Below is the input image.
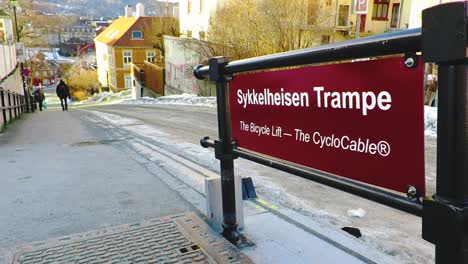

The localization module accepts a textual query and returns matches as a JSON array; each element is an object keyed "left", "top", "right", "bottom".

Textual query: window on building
[
  {"left": 321, "top": 35, "right": 330, "bottom": 45},
  {"left": 337, "top": 5, "right": 350, "bottom": 26},
  {"left": 123, "top": 50, "right": 132, "bottom": 65},
  {"left": 199, "top": 31, "right": 206, "bottom": 40},
  {"left": 372, "top": 0, "right": 390, "bottom": 20},
  {"left": 124, "top": 74, "right": 132, "bottom": 89},
  {"left": 390, "top": 3, "right": 400, "bottom": 28},
  {"left": 199, "top": 0, "right": 204, "bottom": 13},
  {"left": 188, "top": 0, "right": 192, "bottom": 14},
  {"left": 132, "top": 31, "right": 143, "bottom": 39},
  {"left": 187, "top": 30, "right": 192, "bottom": 38},
  {"left": 146, "top": 50, "right": 156, "bottom": 62},
  {"left": 307, "top": 1, "right": 317, "bottom": 24}
]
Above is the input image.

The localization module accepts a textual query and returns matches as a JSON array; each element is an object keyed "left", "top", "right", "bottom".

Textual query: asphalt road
[{"left": 82, "top": 103, "right": 437, "bottom": 264}]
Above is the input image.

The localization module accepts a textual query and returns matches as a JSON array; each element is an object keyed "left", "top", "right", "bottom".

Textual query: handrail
[
  {"left": 0, "top": 87, "right": 26, "bottom": 130},
  {"left": 200, "top": 137, "right": 423, "bottom": 216},
  {"left": 194, "top": 28, "right": 421, "bottom": 80}
]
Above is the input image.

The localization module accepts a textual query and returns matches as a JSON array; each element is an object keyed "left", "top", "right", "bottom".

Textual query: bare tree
[
  {"left": 143, "top": 17, "right": 179, "bottom": 63},
  {"left": 206, "top": 0, "right": 333, "bottom": 59},
  {"left": 0, "top": 0, "right": 75, "bottom": 46}
]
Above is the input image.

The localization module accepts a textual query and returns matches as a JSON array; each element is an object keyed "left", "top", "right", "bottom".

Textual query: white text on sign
[{"left": 236, "top": 87, "right": 392, "bottom": 116}]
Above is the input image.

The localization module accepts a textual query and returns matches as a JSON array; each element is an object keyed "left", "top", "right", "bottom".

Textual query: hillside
[{"left": 34, "top": 0, "right": 177, "bottom": 19}]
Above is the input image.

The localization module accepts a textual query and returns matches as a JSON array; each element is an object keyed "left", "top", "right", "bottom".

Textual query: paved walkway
[{"left": 0, "top": 107, "right": 396, "bottom": 264}]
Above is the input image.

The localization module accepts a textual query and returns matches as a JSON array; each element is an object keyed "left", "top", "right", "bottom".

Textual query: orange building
[{"left": 94, "top": 4, "right": 178, "bottom": 91}]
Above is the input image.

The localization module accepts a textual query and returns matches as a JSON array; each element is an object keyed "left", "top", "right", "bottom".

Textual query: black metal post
[
  {"left": 17, "top": 94, "right": 21, "bottom": 114},
  {"left": 13, "top": 93, "right": 17, "bottom": 118},
  {"left": 19, "top": 94, "right": 23, "bottom": 114},
  {"left": 0, "top": 89, "right": 6, "bottom": 127},
  {"left": 208, "top": 57, "right": 239, "bottom": 243},
  {"left": 7, "top": 92, "right": 12, "bottom": 122},
  {"left": 140, "top": 69, "right": 145, "bottom": 98},
  {"left": 12, "top": 4, "right": 30, "bottom": 113},
  {"left": 421, "top": 2, "right": 468, "bottom": 264},
  {"left": 17, "top": 94, "right": 20, "bottom": 114}
]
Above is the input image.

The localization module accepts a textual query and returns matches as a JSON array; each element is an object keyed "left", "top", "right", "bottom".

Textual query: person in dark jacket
[
  {"left": 33, "top": 85, "right": 45, "bottom": 111},
  {"left": 56, "top": 79, "right": 70, "bottom": 111}
]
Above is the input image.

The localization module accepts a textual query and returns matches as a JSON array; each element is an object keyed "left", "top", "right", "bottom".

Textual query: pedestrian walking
[
  {"left": 56, "top": 80, "right": 70, "bottom": 111},
  {"left": 33, "top": 85, "right": 45, "bottom": 111}
]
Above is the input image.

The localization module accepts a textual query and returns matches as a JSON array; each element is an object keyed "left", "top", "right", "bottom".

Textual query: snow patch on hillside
[
  {"left": 121, "top": 94, "right": 217, "bottom": 108},
  {"left": 73, "top": 90, "right": 131, "bottom": 105},
  {"left": 123, "top": 95, "right": 439, "bottom": 137}
]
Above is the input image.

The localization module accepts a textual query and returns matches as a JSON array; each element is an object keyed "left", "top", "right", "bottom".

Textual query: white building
[
  {"left": 178, "top": 0, "right": 226, "bottom": 40},
  {"left": 0, "top": 10, "right": 25, "bottom": 129}
]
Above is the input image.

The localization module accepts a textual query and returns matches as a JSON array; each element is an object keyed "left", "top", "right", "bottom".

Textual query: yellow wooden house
[{"left": 95, "top": 4, "right": 178, "bottom": 91}]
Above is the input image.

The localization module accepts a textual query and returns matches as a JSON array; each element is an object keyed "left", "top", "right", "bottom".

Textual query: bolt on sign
[{"left": 230, "top": 56, "right": 425, "bottom": 196}]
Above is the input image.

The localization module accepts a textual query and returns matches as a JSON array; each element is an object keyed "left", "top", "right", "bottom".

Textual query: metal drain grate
[{"left": 4, "top": 213, "right": 253, "bottom": 264}]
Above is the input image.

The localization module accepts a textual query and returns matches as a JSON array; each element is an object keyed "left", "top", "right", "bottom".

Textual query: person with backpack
[
  {"left": 32, "top": 85, "right": 45, "bottom": 111},
  {"left": 56, "top": 79, "right": 70, "bottom": 111}
]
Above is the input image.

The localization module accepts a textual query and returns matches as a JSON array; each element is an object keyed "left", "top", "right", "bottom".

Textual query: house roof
[
  {"left": 95, "top": 16, "right": 178, "bottom": 47},
  {"left": 94, "top": 16, "right": 138, "bottom": 46}
]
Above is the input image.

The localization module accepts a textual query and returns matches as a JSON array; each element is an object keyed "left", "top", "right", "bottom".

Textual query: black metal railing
[
  {"left": 194, "top": 28, "right": 421, "bottom": 80},
  {"left": 0, "top": 87, "right": 26, "bottom": 131},
  {"left": 194, "top": 2, "right": 468, "bottom": 263}
]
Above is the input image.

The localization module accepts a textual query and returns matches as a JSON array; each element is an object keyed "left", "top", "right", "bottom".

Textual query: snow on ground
[
  {"left": 121, "top": 94, "right": 217, "bottom": 108},
  {"left": 26, "top": 48, "right": 76, "bottom": 64},
  {"left": 122, "top": 94, "right": 439, "bottom": 137},
  {"left": 85, "top": 108, "right": 431, "bottom": 264},
  {"left": 72, "top": 90, "right": 132, "bottom": 105},
  {"left": 347, "top": 208, "right": 367, "bottom": 218},
  {"left": 78, "top": 90, "right": 439, "bottom": 137}
]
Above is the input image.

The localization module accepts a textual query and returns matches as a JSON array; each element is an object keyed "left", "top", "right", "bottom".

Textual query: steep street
[{"left": 79, "top": 103, "right": 437, "bottom": 264}]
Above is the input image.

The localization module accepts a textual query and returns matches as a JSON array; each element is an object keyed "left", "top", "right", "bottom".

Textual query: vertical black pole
[
  {"left": 209, "top": 57, "right": 239, "bottom": 243},
  {"left": 7, "top": 92, "right": 12, "bottom": 122},
  {"left": 13, "top": 93, "right": 17, "bottom": 118},
  {"left": 19, "top": 94, "right": 23, "bottom": 114},
  {"left": 140, "top": 69, "right": 145, "bottom": 98},
  {"left": 17, "top": 94, "right": 20, "bottom": 115},
  {"left": 421, "top": 2, "right": 468, "bottom": 264},
  {"left": 0, "top": 89, "right": 6, "bottom": 127}
]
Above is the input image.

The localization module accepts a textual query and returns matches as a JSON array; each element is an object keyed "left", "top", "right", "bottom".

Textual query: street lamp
[{"left": 11, "top": 0, "right": 31, "bottom": 112}]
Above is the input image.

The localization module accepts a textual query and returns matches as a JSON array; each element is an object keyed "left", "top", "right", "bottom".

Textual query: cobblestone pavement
[{"left": 3, "top": 213, "right": 252, "bottom": 264}]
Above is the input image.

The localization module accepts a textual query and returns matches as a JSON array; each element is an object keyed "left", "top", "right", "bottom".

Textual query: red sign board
[
  {"left": 230, "top": 56, "right": 425, "bottom": 195},
  {"left": 354, "top": 0, "right": 368, "bottom": 14}
]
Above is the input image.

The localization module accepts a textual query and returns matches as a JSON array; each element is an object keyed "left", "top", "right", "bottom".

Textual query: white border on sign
[{"left": 353, "top": 0, "right": 368, "bottom": 14}]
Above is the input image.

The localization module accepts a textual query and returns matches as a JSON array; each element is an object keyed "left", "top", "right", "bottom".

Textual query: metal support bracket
[
  {"left": 422, "top": 197, "right": 468, "bottom": 250},
  {"left": 214, "top": 140, "right": 238, "bottom": 161},
  {"left": 209, "top": 57, "right": 230, "bottom": 82}
]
